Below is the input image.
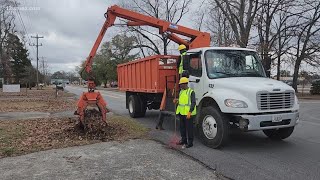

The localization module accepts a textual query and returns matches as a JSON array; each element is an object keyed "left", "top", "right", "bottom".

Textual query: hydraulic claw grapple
[{"left": 75, "top": 80, "right": 107, "bottom": 128}]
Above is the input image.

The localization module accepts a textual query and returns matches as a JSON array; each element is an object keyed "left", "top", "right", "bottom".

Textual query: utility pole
[
  {"left": 30, "top": 34, "right": 44, "bottom": 90},
  {"left": 40, "top": 57, "right": 47, "bottom": 86}
]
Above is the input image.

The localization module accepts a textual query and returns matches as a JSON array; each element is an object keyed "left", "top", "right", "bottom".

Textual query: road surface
[{"left": 67, "top": 86, "right": 320, "bottom": 180}]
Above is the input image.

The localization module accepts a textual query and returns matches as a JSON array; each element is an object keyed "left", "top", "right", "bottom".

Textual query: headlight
[{"left": 224, "top": 99, "right": 248, "bottom": 108}]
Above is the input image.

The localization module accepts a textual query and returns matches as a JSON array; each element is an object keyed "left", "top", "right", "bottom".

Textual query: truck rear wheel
[
  {"left": 263, "top": 127, "right": 294, "bottom": 140},
  {"left": 128, "top": 95, "right": 146, "bottom": 118},
  {"left": 128, "top": 95, "right": 141, "bottom": 118},
  {"left": 198, "top": 106, "right": 229, "bottom": 148}
]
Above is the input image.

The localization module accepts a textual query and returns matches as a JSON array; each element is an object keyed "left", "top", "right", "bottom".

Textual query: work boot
[
  {"left": 182, "top": 144, "right": 193, "bottom": 149},
  {"left": 186, "top": 144, "right": 193, "bottom": 148},
  {"left": 176, "top": 140, "right": 186, "bottom": 145},
  {"left": 155, "top": 124, "right": 165, "bottom": 130}
]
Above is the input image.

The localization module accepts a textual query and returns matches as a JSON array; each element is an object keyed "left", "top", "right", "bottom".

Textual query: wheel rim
[
  {"left": 202, "top": 115, "right": 218, "bottom": 139},
  {"left": 129, "top": 99, "right": 134, "bottom": 113}
]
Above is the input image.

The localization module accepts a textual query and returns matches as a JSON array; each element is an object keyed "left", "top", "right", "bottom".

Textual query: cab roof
[{"left": 188, "top": 46, "right": 257, "bottom": 53}]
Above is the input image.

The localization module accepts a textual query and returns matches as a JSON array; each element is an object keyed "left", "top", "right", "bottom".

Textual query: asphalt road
[{"left": 67, "top": 86, "right": 320, "bottom": 180}]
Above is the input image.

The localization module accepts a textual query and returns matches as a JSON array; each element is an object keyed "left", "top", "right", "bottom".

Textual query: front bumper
[{"left": 237, "top": 111, "right": 299, "bottom": 131}]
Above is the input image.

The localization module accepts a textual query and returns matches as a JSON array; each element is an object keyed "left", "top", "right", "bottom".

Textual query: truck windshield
[{"left": 205, "top": 50, "right": 266, "bottom": 79}]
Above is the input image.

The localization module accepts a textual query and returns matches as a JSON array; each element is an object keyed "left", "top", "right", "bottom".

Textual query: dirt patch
[
  {"left": 0, "top": 115, "right": 148, "bottom": 158},
  {"left": 0, "top": 87, "right": 77, "bottom": 112},
  {"left": 0, "top": 87, "right": 75, "bottom": 98}
]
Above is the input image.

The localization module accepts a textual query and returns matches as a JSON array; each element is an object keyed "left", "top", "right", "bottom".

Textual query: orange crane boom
[
  {"left": 76, "top": 5, "right": 210, "bottom": 127},
  {"left": 83, "top": 5, "right": 211, "bottom": 75}
]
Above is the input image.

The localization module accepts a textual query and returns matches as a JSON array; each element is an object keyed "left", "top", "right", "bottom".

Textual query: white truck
[
  {"left": 119, "top": 47, "right": 299, "bottom": 148},
  {"left": 182, "top": 47, "right": 299, "bottom": 148}
]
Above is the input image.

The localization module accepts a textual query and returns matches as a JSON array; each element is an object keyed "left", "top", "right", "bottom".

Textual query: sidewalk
[{"left": 0, "top": 139, "right": 218, "bottom": 180}]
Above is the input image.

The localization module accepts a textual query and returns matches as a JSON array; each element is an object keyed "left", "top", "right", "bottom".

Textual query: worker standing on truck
[
  {"left": 156, "top": 45, "right": 189, "bottom": 130},
  {"left": 177, "top": 44, "right": 188, "bottom": 77},
  {"left": 174, "top": 77, "right": 196, "bottom": 148}
]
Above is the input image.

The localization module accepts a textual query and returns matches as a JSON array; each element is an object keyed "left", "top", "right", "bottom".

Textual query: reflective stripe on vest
[
  {"left": 179, "top": 51, "right": 187, "bottom": 74},
  {"left": 176, "top": 88, "right": 197, "bottom": 115}
]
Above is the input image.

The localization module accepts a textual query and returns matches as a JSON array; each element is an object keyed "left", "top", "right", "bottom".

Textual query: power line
[{"left": 13, "top": 1, "right": 37, "bottom": 57}]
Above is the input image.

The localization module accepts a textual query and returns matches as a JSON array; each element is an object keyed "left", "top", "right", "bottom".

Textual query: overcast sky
[
  {"left": 12, "top": 0, "right": 320, "bottom": 75},
  {"left": 14, "top": 0, "right": 121, "bottom": 73},
  {"left": 13, "top": 0, "right": 198, "bottom": 74}
]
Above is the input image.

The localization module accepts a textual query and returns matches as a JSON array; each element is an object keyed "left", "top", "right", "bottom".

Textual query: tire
[
  {"left": 263, "top": 127, "right": 294, "bottom": 140},
  {"left": 198, "top": 106, "right": 229, "bottom": 148},
  {"left": 128, "top": 95, "right": 141, "bottom": 118}
]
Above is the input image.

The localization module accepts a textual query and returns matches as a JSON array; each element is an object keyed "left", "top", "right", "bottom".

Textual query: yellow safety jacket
[
  {"left": 179, "top": 51, "right": 187, "bottom": 74},
  {"left": 176, "top": 88, "right": 197, "bottom": 115}
]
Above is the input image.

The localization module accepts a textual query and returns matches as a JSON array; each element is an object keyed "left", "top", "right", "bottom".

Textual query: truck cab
[{"left": 184, "top": 47, "right": 299, "bottom": 148}]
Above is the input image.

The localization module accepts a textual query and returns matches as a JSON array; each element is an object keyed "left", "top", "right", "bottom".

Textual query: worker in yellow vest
[
  {"left": 174, "top": 77, "right": 196, "bottom": 148},
  {"left": 177, "top": 44, "right": 188, "bottom": 77}
]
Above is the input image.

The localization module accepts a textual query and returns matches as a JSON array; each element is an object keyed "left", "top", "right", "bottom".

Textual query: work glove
[
  {"left": 173, "top": 99, "right": 178, "bottom": 104},
  {"left": 186, "top": 112, "right": 191, "bottom": 119}
]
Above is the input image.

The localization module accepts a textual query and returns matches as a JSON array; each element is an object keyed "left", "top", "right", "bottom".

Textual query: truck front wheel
[
  {"left": 263, "top": 127, "right": 294, "bottom": 140},
  {"left": 198, "top": 106, "right": 229, "bottom": 148}
]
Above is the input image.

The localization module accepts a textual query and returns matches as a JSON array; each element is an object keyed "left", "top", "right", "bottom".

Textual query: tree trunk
[
  {"left": 276, "top": 55, "right": 281, "bottom": 80},
  {"left": 292, "top": 59, "right": 301, "bottom": 92},
  {"left": 263, "top": 53, "right": 271, "bottom": 78}
]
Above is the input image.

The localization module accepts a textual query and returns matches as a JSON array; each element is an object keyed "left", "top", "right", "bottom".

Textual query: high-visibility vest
[
  {"left": 176, "top": 88, "right": 197, "bottom": 115},
  {"left": 179, "top": 51, "right": 187, "bottom": 74}
]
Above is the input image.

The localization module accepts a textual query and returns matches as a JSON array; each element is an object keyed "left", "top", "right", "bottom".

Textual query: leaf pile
[{"left": 0, "top": 115, "right": 148, "bottom": 158}]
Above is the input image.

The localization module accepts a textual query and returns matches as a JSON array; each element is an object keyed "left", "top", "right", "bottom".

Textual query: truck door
[{"left": 187, "top": 54, "right": 204, "bottom": 104}]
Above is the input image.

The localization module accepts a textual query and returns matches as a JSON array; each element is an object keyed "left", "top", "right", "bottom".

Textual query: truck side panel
[{"left": 117, "top": 55, "right": 178, "bottom": 93}]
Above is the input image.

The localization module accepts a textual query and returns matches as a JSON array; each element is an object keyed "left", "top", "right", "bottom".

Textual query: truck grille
[{"left": 257, "top": 91, "right": 294, "bottom": 110}]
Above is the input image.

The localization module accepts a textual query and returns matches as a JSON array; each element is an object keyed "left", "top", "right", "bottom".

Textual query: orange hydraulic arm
[
  {"left": 77, "top": 5, "right": 211, "bottom": 126},
  {"left": 83, "top": 5, "right": 211, "bottom": 75}
]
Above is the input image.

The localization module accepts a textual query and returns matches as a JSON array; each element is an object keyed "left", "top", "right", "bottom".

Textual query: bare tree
[
  {"left": 271, "top": 1, "right": 300, "bottom": 80},
  {"left": 209, "top": 0, "right": 261, "bottom": 48},
  {"left": 291, "top": 1, "right": 320, "bottom": 92},
  {"left": 255, "top": 0, "right": 298, "bottom": 77},
  {"left": 0, "top": 0, "right": 16, "bottom": 83},
  {"left": 120, "top": 0, "right": 192, "bottom": 55},
  {"left": 201, "top": 2, "right": 236, "bottom": 46}
]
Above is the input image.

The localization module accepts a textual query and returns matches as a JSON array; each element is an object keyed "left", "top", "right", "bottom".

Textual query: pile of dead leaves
[{"left": 0, "top": 115, "right": 148, "bottom": 158}]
